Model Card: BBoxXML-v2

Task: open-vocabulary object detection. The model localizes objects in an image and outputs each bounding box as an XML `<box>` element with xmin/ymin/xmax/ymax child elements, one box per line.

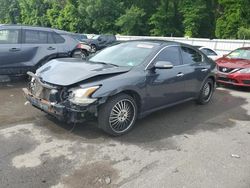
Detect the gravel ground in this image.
<box><xmin>0</xmin><ymin>78</ymin><xmax>250</xmax><ymax>188</ymax></box>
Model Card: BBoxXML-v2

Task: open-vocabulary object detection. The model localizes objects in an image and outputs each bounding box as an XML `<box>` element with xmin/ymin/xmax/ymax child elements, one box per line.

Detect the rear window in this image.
<box><xmin>0</xmin><ymin>29</ymin><xmax>19</xmax><ymax>44</ymax></box>
<box><xmin>23</xmin><ymin>30</ymin><xmax>56</xmax><ymax>44</ymax></box>
<box><xmin>24</xmin><ymin>30</ymin><xmax>48</xmax><ymax>44</ymax></box>
<box><xmin>53</xmin><ymin>33</ymin><xmax>65</xmax><ymax>43</ymax></box>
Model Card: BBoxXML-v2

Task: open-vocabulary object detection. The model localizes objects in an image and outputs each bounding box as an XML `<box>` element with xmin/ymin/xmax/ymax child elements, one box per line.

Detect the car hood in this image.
<box><xmin>216</xmin><ymin>57</ymin><xmax>250</xmax><ymax>68</ymax></box>
<box><xmin>36</xmin><ymin>58</ymin><xmax>131</xmax><ymax>86</ymax></box>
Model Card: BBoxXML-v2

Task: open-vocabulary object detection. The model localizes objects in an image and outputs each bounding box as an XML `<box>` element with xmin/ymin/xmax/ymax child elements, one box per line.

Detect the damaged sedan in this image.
<box><xmin>23</xmin><ymin>40</ymin><xmax>216</xmax><ymax>136</ymax></box>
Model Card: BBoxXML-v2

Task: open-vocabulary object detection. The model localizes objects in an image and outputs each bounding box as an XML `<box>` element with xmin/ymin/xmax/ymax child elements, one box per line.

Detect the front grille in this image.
<box><xmin>217</xmin><ymin>77</ymin><xmax>238</xmax><ymax>83</ymax></box>
<box><xmin>218</xmin><ymin>66</ymin><xmax>235</xmax><ymax>73</ymax></box>
<box><xmin>242</xmin><ymin>80</ymin><xmax>250</xmax><ymax>85</ymax></box>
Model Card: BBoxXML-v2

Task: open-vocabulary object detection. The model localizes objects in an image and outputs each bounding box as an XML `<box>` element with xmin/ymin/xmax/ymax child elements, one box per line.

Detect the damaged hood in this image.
<box><xmin>36</xmin><ymin>58</ymin><xmax>132</xmax><ymax>86</ymax></box>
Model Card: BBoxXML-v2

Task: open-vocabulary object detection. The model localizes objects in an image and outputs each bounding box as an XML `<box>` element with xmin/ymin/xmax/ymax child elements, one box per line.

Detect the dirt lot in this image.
<box><xmin>0</xmin><ymin>78</ymin><xmax>250</xmax><ymax>188</ymax></box>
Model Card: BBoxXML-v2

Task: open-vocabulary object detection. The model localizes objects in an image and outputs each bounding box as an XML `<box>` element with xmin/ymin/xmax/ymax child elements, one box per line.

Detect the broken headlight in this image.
<box><xmin>68</xmin><ymin>86</ymin><xmax>100</xmax><ymax>105</ymax></box>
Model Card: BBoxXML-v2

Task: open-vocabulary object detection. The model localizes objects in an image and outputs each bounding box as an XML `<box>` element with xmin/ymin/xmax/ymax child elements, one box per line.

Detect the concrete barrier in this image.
<box><xmin>116</xmin><ymin>35</ymin><xmax>250</xmax><ymax>55</ymax></box>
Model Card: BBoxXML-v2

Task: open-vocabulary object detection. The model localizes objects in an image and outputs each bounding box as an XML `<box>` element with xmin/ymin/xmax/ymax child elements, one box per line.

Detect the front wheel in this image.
<box><xmin>196</xmin><ymin>78</ymin><xmax>214</xmax><ymax>105</ymax></box>
<box><xmin>98</xmin><ymin>94</ymin><xmax>138</xmax><ymax>136</ymax></box>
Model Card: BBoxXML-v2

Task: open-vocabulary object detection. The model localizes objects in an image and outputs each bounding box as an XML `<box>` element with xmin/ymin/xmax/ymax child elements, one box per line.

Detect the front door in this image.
<box><xmin>145</xmin><ymin>46</ymin><xmax>187</xmax><ymax>110</ymax></box>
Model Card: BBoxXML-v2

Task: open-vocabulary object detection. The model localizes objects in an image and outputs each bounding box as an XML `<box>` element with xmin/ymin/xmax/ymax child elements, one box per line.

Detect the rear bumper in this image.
<box><xmin>23</xmin><ymin>88</ymin><xmax>97</xmax><ymax>123</ymax></box>
<box><xmin>216</xmin><ymin>72</ymin><xmax>250</xmax><ymax>87</ymax></box>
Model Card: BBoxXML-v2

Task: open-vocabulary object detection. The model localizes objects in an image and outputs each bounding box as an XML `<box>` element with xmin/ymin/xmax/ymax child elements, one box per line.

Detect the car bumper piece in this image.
<box><xmin>23</xmin><ymin>88</ymin><xmax>96</xmax><ymax>123</ymax></box>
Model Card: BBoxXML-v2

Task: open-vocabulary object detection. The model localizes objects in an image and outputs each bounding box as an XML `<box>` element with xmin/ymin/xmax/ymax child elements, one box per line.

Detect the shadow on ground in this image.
<box><xmin>1</xmin><ymin>79</ymin><xmax>249</xmax><ymax>148</ymax></box>
<box><xmin>42</xmin><ymin>88</ymin><xmax>250</xmax><ymax>147</ymax></box>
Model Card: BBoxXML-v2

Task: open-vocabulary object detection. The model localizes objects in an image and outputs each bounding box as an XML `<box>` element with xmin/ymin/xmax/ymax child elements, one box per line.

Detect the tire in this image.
<box><xmin>91</xmin><ymin>44</ymin><xmax>97</xmax><ymax>53</ymax></box>
<box><xmin>98</xmin><ymin>93</ymin><xmax>138</xmax><ymax>136</ymax></box>
<box><xmin>196</xmin><ymin>78</ymin><xmax>214</xmax><ymax>105</ymax></box>
<box><xmin>72</xmin><ymin>49</ymin><xmax>88</xmax><ymax>59</ymax></box>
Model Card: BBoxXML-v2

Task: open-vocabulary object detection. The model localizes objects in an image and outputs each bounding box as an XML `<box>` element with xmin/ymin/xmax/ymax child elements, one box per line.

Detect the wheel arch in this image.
<box><xmin>98</xmin><ymin>89</ymin><xmax>142</xmax><ymax>114</ymax></box>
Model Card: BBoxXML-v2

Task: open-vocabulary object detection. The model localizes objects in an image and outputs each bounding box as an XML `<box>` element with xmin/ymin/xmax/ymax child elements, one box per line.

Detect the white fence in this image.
<box><xmin>116</xmin><ymin>35</ymin><xmax>250</xmax><ymax>55</ymax></box>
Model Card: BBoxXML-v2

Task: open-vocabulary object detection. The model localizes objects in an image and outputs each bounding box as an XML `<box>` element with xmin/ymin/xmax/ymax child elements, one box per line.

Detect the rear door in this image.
<box><xmin>180</xmin><ymin>46</ymin><xmax>210</xmax><ymax>97</ymax></box>
<box><xmin>0</xmin><ymin>26</ymin><xmax>22</xmax><ymax>70</ymax></box>
<box><xmin>21</xmin><ymin>28</ymin><xmax>58</xmax><ymax>67</ymax></box>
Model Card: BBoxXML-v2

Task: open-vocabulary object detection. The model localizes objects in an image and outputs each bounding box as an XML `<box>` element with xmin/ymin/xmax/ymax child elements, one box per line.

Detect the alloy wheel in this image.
<box><xmin>109</xmin><ymin>99</ymin><xmax>136</xmax><ymax>133</ymax></box>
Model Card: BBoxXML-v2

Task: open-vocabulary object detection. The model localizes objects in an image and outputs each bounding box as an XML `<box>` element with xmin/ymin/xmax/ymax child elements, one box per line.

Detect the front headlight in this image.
<box><xmin>69</xmin><ymin>86</ymin><xmax>100</xmax><ymax>105</ymax></box>
<box><xmin>238</xmin><ymin>68</ymin><xmax>250</xmax><ymax>74</ymax></box>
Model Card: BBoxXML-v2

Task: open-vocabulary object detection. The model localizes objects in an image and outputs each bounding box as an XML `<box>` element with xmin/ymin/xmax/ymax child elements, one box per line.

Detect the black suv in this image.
<box><xmin>83</xmin><ymin>34</ymin><xmax>117</xmax><ymax>52</ymax></box>
<box><xmin>0</xmin><ymin>24</ymin><xmax>91</xmax><ymax>75</ymax></box>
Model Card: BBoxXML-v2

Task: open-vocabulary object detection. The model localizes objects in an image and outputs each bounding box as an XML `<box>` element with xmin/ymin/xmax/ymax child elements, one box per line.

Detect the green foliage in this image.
<box><xmin>116</xmin><ymin>5</ymin><xmax>145</xmax><ymax>35</ymax></box>
<box><xmin>180</xmin><ymin>0</ymin><xmax>215</xmax><ymax>38</ymax></box>
<box><xmin>0</xmin><ymin>0</ymin><xmax>250</xmax><ymax>39</ymax></box>
<box><xmin>19</xmin><ymin>0</ymin><xmax>50</xmax><ymax>26</ymax></box>
<box><xmin>0</xmin><ymin>0</ymin><xmax>20</xmax><ymax>24</ymax></box>
<box><xmin>149</xmin><ymin>0</ymin><xmax>183</xmax><ymax>36</ymax></box>
<box><xmin>237</xmin><ymin>27</ymin><xmax>250</xmax><ymax>39</ymax></box>
<box><xmin>215</xmin><ymin>0</ymin><xmax>250</xmax><ymax>39</ymax></box>
<box><xmin>84</xmin><ymin>0</ymin><xmax>123</xmax><ymax>34</ymax></box>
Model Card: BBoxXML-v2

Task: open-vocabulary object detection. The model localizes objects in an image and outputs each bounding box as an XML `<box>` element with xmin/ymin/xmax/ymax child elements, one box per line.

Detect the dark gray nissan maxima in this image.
<box><xmin>23</xmin><ymin>40</ymin><xmax>216</xmax><ymax>136</ymax></box>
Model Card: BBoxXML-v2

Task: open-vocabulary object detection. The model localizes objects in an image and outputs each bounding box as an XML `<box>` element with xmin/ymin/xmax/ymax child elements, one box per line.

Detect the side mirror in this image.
<box><xmin>154</xmin><ymin>61</ymin><xmax>174</xmax><ymax>69</ymax></box>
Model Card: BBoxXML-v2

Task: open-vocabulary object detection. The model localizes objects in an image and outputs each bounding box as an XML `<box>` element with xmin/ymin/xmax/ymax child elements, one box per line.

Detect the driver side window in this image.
<box><xmin>154</xmin><ymin>46</ymin><xmax>181</xmax><ymax>66</ymax></box>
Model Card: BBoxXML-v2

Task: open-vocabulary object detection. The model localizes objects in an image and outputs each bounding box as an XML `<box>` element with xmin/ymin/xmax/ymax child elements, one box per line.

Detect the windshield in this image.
<box><xmin>89</xmin><ymin>42</ymin><xmax>159</xmax><ymax>67</ymax></box>
<box><xmin>227</xmin><ymin>49</ymin><xmax>250</xmax><ymax>60</ymax></box>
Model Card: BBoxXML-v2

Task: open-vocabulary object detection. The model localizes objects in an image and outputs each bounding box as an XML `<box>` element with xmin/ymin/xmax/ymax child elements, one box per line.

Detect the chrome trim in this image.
<box><xmin>145</xmin><ymin>45</ymin><xmax>180</xmax><ymax>70</ymax></box>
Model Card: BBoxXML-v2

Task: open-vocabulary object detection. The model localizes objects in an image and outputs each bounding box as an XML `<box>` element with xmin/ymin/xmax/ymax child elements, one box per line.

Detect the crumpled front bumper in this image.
<box><xmin>23</xmin><ymin>88</ymin><xmax>97</xmax><ymax>123</ymax></box>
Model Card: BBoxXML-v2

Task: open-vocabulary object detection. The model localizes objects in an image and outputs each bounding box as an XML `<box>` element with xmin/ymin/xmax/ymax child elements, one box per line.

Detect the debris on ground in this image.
<box><xmin>184</xmin><ymin>135</ymin><xmax>189</xmax><ymax>138</ymax></box>
<box><xmin>24</xmin><ymin>101</ymin><xmax>30</xmax><ymax>106</ymax></box>
<box><xmin>231</xmin><ymin>154</ymin><xmax>240</xmax><ymax>159</ymax></box>
<box><xmin>105</xmin><ymin>176</ymin><xmax>111</xmax><ymax>184</ymax></box>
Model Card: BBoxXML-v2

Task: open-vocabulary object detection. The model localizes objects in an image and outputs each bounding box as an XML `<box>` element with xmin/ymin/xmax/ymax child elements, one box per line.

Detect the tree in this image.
<box><xmin>18</xmin><ymin>0</ymin><xmax>50</xmax><ymax>26</ymax></box>
<box><xmin>116</xmin><ymin>5</ymin><xmax>146</xmax><ymax>35</ymax></box>
<box><xmin>83</xmin><ymin>0</ymin><xmax>123</xmax><ymax>34</ymax></box>
<box><xmin>180</xmin><ymin>0</ymin><xmax>215</xmax><ymax>38</ymax></box>
<box><xmin>149</xmin><ymin>0</ymin><xmax>183</xmax><ymax>37</ymax></box>
<box><xmin>215</xmin><ymin>0</ymin><xmax>250</xmax><ymax>39</ymax></box>
<box><xmin>0</xmin><ymin>0</ymin><xmax>21</xmax><ymax>24</ymax></box>
<box><xmin>237</xmin><ymin>27</ymin><xmax>250</xmax><ymax>39</ymax></box>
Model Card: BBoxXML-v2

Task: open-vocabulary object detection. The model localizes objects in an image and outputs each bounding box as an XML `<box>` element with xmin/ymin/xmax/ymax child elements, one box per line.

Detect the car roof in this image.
<box><xmin>124</xmin><ymin>39</ymin><xmax>192</xmax><ymax>47</ymax></box>
<box><xmin>0</xmin><ymin>24</ymin><xmax>69</xmax><ymax>34</ymax></box>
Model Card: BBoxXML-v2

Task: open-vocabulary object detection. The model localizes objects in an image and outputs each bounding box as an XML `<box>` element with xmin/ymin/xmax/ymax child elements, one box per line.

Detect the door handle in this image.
<box><xmin>9</xmin><ymin>48</ymin><xmax>21</xmax><ymax>52</ymax></box>
<box><xmin>176</xmin><ymin>72</ymin><xmax>184</xmax><ymax>77</ymax></box>
<box><xmin>201</xmin><ymin>68</ymin><xmax>208</xmax><ymax>72</ymax></box>
<box><xmin>47</xmin><ymin>46</ymin><xmax>55</xmax><ymax>50</ymax></box>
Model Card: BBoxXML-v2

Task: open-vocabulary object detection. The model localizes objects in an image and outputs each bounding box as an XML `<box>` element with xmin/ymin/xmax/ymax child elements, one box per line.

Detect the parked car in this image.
<box><xmin>82</xmin><ymin>34</ymin><xmax>117</xmax><ymax>52</ymax></box>
<box><xmin>23</xmin><ymin>40</ymin><xmax>216</xmax><ymax>136</ymax></box>
<box><xmin>69</xmin><ymin>33</ymin><xmax>88</xmax><ymax>42</ymax></box>
<box><xmin>195</xmin><ymin>46</ymin><xmax>221</xmax><ymax>60</ymax></box>
<box><xmin>0</xmin><ymin>24</ymin><xmax>91</xmax><ymax>75</ymax></box>
<box><xmin>216</xmin><ymin>47</ymin><xmax>250</xmax><ymax>87</ymax></box>
<box><xmin>67</xmin><ymin>33</ymin><xmax>92</xmax><ymax>59</ymax></box>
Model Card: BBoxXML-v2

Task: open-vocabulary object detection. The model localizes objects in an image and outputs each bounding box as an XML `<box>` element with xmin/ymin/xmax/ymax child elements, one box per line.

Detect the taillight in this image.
<box><xmin>76</xmin><ymin>43</ymin><xmax>85</xmax><ymax>49</ymax></box>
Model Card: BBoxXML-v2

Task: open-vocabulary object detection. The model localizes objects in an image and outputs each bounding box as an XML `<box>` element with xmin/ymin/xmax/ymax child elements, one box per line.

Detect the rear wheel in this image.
<box><xmin>72</xmin><ymin>49</ymin><xmax>88</xmax><ymax>59</ymax></box>
<box><xmin>91</xmin><ymin>44</ymin><xmax>97</xmax><ymax>53</ymax></box>
<box><xmin>196</xmin><ymin>78</ymin><xmax>214</xmax><ymax>105</ymax></box>
<box><xmin>98</xmin><ymin>94</ymin><xmax>138</xmax><ymax>136</ymax></box>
